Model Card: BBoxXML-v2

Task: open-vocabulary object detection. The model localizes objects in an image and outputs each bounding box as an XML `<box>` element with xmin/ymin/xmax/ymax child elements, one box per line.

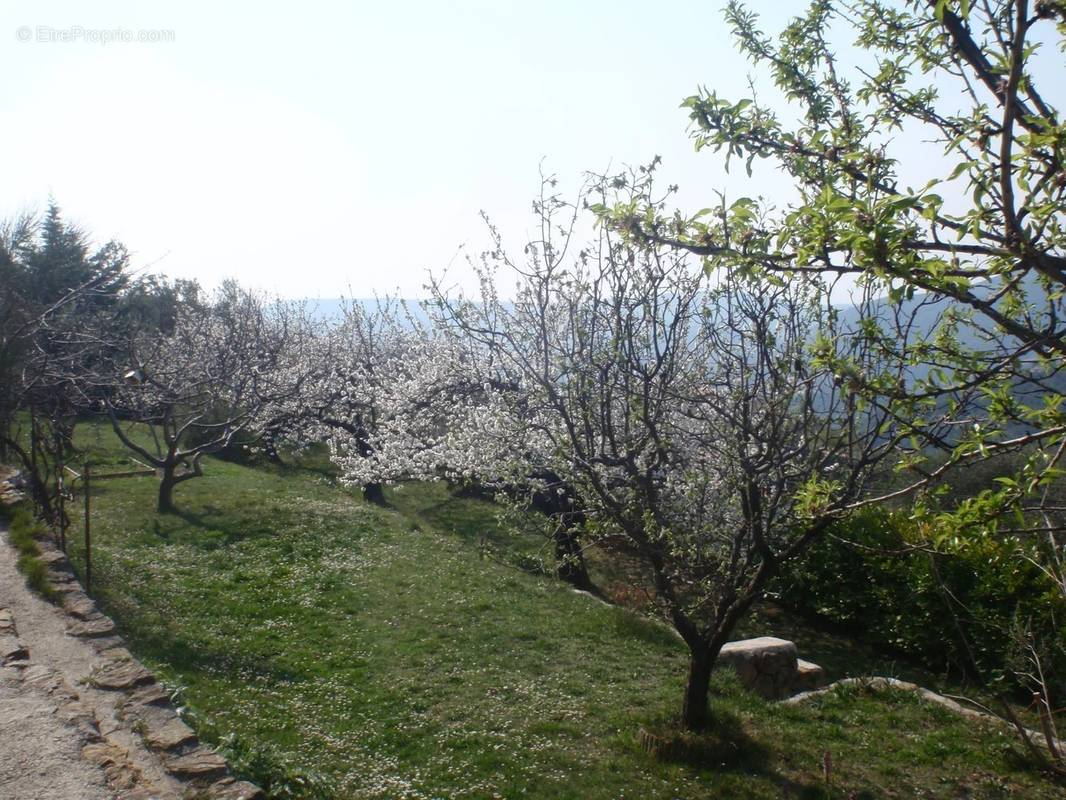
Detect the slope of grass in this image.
<box><xmin>65</xmin><ymin>420</ymin><xmax>1064</xmax><ymax>799</ymax></box>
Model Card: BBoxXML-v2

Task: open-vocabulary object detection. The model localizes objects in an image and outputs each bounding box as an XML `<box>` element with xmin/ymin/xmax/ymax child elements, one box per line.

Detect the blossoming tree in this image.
<box><xmin>102</xmin><ymin>283</ymin><xmax>311</xmax><ymax>512</ymax></box>
<box><xmin>333</xmin><ymin>179</ymin><xmax>965</xmax><ymax>729</ymax></box>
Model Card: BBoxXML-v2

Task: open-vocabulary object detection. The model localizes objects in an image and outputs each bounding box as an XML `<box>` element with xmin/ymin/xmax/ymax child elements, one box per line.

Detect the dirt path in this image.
<box><xmin>0</xmin><ymin>525</ymin><xmax>260</xmax><ymax>800</ymax></box>
<box><xmin>0</xmin><ymin>659</ymin><xmax>114</xmax><ymax>799</ymax></box>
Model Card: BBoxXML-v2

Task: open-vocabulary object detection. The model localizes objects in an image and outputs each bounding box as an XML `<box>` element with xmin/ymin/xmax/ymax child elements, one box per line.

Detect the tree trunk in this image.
<box><xmin>362</xmin><ymin>482</ymin><xmax>386</xmax><ymax>506</ymax></box>
<box><xmin>158</xmin><ymin>466</ymin><xmax>178</xmax><ymax>514</ymax></box>
<box><xmin>681</xmin><ymin>648</ymin><xmax>714</xmax><ymax>731</ymax></box>
<box><xmin>554</xmin><ymin>522</ymin><xmax>596</xmax><ymax>593</ymax></box>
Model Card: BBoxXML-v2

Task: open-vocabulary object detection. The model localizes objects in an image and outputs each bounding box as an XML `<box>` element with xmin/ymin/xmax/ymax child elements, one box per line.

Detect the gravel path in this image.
<box><xmin>0</xmin><ymin>662</ymin><xmax>115</xmax><ymax>800</ymax></box>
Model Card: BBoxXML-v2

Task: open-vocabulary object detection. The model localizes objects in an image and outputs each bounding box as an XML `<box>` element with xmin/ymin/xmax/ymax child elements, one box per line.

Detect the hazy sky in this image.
<box><xmin>2</xmin><ymin>1</ymin><xmax>1060</xmax><ymax>298</ymax></box>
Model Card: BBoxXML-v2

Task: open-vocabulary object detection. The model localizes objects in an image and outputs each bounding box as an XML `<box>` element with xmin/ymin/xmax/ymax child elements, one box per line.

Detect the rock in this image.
<box><xmin>0</xmin><ymin>634</ymin><xmax>28</xmax><ymax>663</ymax></box>
<box><xmin>795</xmin><ymin>659</ymin><xmax>826</xmax><ymax>692</ymax></box>
<box><xmin>82</xmin><ymin>741</ymin><xmax>127</xmax><ymax>768</ymax></box>
<box><xmin>46</xmin><ymin>568</ymin><xmax>78</xmax><ymax>586</ymax></box>
<box><xmin>38</xmin><ymin>547</ymin><xmax>68</xmax><ymax>566</ymax></box>
<box><xmin>720</xmin><ymin>636</ymin><xmax>798</xmax><ymax>667</ymax></box>
<box><xmin>20</xmin><ymin>664</ymin><xmax>57</xmax><ymax>690</ymax></box>
<box><xmin>61</xmin><ymin>710</ymin><xmax>102</xmax><ymax>745</ymax></box>
<box><xmin>719</xmin><ymin>637</ymin><xmax>799</xmax><ymax>698</ymax></box>
<box><xmin>99</xmin><ymin>646</ymin><xmax>133</xmax><ymax>662</ymax></box>
<box><xmin>731</xmin><ymin>658</ymin><xmax>758</xmax><ymax>687</ymax></box>
<box><xmin>91</xmin><ymin>661</ymin><xmax>154</xmax><ymax>690</ymax></box>
<box><xmin>89</xmin><ymin>635</ymin><xmax>125</xmax><ymax>653</ymax></box>
<box><xmin>164</xmin><ymin>747</ymin><xmax>228</xmax><ymax>781</ymax></box>
<box><xmin>125</xmin><ymin>683</ymin><xmax>171</xmax><ymax>708</ymax></box>
<box><xmin>0</xmin><ymin>607</ymin><xmax>14</xmax><ymax>632</ymax></box>
<box><xmin>97</xmin><ymin>706</ymin><xmax>133</xmax><ymax>738</ymax></box>
<box><xmin>82</xmin><ymin>741</ymin><xmax>143</xmax><ymax>791</ymax></box>
<box><xmin>206</xmin><ymin>779</ymin><xmax>264</xmax><ymax>800</ymax></box>
<box><xmin>141</xmin><ymin>709</ymin><xmax>198</xmax><ymax>752</ymax></box>
<box><xmin>67</xmin><ymin>615</ymin><xmax>117</xmax><ymax>638</ymax></box>
<box><xmin>63</xmin><ymin>592</ymin><xmax>98</xmax><ymax>620</ymax></box>
<box><xmin>752</xmin><ymin>672</ymin><xmax>779</xmax><ymax>699</ymax></box>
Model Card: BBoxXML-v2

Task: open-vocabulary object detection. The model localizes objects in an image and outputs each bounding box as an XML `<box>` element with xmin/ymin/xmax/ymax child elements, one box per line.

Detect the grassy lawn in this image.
<box><xmin>59</xmin><ymin>420</ymin><xmax>1063</xmax><ymax>799</ymax></box>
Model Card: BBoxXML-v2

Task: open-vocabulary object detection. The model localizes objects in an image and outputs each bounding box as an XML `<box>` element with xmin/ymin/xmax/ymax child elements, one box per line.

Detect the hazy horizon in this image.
<box><xmin>4</xmin><ymin>1</ymin><xmax>1063</xmax><ymax>299</ymax></box>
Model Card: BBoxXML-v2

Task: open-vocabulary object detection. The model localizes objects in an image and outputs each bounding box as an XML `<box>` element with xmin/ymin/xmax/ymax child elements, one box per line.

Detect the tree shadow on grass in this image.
<box><xmin>145</xmin><ymin>506</ymin><xmax>282</xmax><ymax>550</ymax></box>
<box><xmin>397</xmin><ymin>493</ymin><xmax>508</xmax><ymax>546</ymax></box>
<box><xmin>641</xmin><ymin>709</ymin><xmax>846</xmax><ymax>799</ymax></box>
<box><xmin>642</xmin><ymin>707</ymin><xmax>770</xmax><ymax>773</ymax></box>
<box><xmin>130</xmin><ymin>624</ymin><xmax>305</xmax><ymax>685</ymax></box>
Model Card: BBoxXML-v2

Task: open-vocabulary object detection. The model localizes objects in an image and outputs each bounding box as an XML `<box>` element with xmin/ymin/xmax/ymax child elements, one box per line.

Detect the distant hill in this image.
<box><xmin>297</xmin><ymin>298</ymin><xmax>434</xmax><ymax>326</ymax></box>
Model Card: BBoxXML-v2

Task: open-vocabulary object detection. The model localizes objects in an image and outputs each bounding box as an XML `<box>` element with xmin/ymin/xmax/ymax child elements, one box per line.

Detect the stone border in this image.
<box><xmin>2</xmin><ymin>603</ymin><xmax>157</xmax><ymax>798</ymax></box>
<box><xmin>782</xmin><ymin>676</ymin><xmax>1064</xmax><ymax>755</ymax></box>
<box><xmin>9</xmin><ymin>529</ymin><xmax>263</xmax><ymax>800</ymax></box>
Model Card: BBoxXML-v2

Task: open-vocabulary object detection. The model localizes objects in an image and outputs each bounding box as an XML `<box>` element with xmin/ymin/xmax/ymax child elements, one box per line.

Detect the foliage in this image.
<box><xmin>595</xmin><ymin>0</ymin><xmax>1065</xmax><ymax>759</ymax></box>
<box><xmin>214</xmin><ymin>733</ymin><xmax>331</xmax><ymax>800</ymax></box>
<box><xmin>0</xmin><ymin>203</ymin><xmax>131</xmax><ymax>525</ymax></box>
<box><xmin>777</xmin><ymin>507</ymin><xmax>1065</xmax><ymax>698</ymax></box>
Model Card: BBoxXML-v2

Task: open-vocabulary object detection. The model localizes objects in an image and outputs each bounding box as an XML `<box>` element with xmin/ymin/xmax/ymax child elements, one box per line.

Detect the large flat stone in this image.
<box><xmin>719</xmin><ymin>636</ymin><xmax>798</xmax><ymax>664</ymax></box>
<box><xmin>718</xmin><ymin>637</ymin><xmax>801</xmax><ymax>698</ymax></box>
<box><xmin>207</xmin><ymin>779</ymin><xmax>264</xmax><ymax>799</ymax></box>
<box><xmin>0</xmin><ymin>634</ymin><xmax>28</xmax><ymax>663</ymax></box>
<box><xmin>91</xmin><ymin>661</ymin><xmax>154</xmax><ymax>690</ymax></box>
<box><xmin>63</xmin><ymin>592</ymin><xmax>98</xmax><ymax>620</ymax></box>
<box><xmin>125</xmin><ymin>683</ymin><xmax>171</xmax><ymax>708</ymax></box>
<box><xmin>67</xmin><ymin>615</ymin><xmax>117</xmax><ymax>638</ymax></box>
<box><xmin>752</xmin><ymin>672</ymin><xmax>781</xmax><ymax>699</ymax></box>
<box><xmin>720</xmin><ymin>637</ymin><xmax>798</xmax><ymax>675</ymax></box>
<box><xmin>139</xmin><ymin>707</ymin><xmax>198</xmax><ymax>752</ymax></box>
<box><xmin>164</xmin><ymin>747</ymin><xmax>228</xmax><ymax>781</ymax></box>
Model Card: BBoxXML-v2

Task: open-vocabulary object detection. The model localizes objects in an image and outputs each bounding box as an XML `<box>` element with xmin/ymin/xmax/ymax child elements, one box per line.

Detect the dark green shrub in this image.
<box><xmin>776</xmin><ymin>507</ymin><xmax>1065</xmax><ymax>698</ymax></box>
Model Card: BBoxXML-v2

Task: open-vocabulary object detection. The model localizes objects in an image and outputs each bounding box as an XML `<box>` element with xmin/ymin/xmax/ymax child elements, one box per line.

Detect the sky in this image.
<box><xmin>1</xmin><ymin>1</ymin><xmax>1062</xmax><ymax>299</ymax></box>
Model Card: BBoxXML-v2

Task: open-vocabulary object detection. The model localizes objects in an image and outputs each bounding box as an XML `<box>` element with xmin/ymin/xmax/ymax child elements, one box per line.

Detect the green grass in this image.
<box><xmin>3</xmin><ymin>501</ymin><xmax>60</xmax><ymax>601</ymax></box>
<box><xmin>62</xmin><ymin>419</ymin><xmax>1065</xmax><ymax>799</ymax></box>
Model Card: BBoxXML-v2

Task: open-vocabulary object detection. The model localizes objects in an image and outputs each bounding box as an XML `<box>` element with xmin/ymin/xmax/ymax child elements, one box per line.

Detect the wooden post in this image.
<box><xmin>56</xmin><ymin>429</ymin><xmax>66</xmax><ymax>552</ymax></box>
<box><xmin>29</xmin><ymin>418</ymin><xmax>39</xmax><ymax>508</ymax></box>
<box><xmin>83</xmin><ymin>462</ymin><xmax>91</xmax><ymax>596</ymax></box>
<box><xmin>58</xmin><ymin>476</ymin><xmax>66</xmax><ymax>552</ymax></box>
